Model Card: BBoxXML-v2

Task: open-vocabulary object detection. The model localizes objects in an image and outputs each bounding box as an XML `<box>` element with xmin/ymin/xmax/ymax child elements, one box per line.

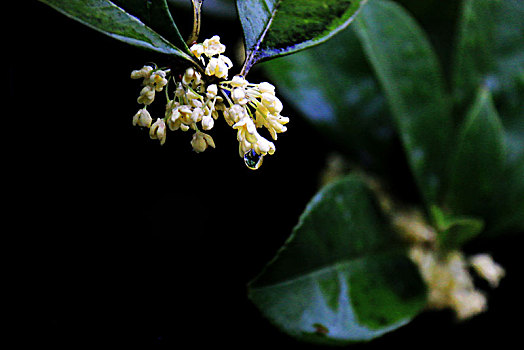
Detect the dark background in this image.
<box><xmin>9</xmin><ymin>1</ymin><xmax>522</xmax><ymax>347</ymax></box>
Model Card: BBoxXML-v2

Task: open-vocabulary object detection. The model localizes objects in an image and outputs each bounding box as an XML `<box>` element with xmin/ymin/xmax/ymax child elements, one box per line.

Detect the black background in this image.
<box><xmin>9</xmin><ymin>1</ymin><xmax>522</xmax><ymax>347</ymax></box>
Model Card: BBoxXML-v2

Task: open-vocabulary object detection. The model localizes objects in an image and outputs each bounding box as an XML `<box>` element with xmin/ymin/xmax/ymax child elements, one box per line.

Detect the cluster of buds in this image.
<box><xmin>130</xmin><ymin>36</ymin><xmax>289</xmax><ymax>169</ymax></box>
<box><xmin>219</xmin><ymin>75</ymin><xmax>289</xmax><ymax>168</ymax></box>
<box><xmin>131</xmin><ymin>64</ymin><xmax>170</xmax><ymax>144</ymax></box>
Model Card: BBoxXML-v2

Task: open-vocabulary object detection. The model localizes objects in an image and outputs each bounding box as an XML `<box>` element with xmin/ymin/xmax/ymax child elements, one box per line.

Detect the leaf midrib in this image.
<box><xmin>250</xmin><ymin>247</ymin><xmax>405</xmax><ymax>291</ymax></box>
<box><xmin>241</xmin><ymin>0</ymin><xmax>281</xmax><ymax>75</ymax></box>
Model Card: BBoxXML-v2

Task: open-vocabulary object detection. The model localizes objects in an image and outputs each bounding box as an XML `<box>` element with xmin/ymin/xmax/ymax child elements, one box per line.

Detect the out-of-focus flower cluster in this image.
<box><xmin>394</xmin><ymin>210</ymin><xmax>506</xmax><ymax>320</ymax></box>
<box><xmin>130</xmin><ymin>36</ymin><xmax>288</xmax><ymax>169</ymax></box>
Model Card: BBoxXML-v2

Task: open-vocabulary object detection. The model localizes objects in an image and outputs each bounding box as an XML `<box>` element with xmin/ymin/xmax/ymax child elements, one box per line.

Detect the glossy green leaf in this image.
<box><xmin>260</xmin><ymin>24</ymin><xmax>394</xmax><ymax>171</ymax></box>
<box><xmin>39</xmin><ymin>0</ymin><xmax>195</xmax><ymax>62</ymax></box>
<box><xmin>447</xmin><ymin>88</ymin><xmax>506</xmax><ymax>216</ymax></box>
<box><xmin>236</xmin><ymin>0</ymin><xmax>368</xmax><ymax>74</ymax></box>
<box><xmin>431</xmin><ymin>206</ymin><xmax>484</xmax><ymax>250</ymax></box>
<box><xmin>353</xmin><ymin>0</ymin><xmax>453</xmax><ymax>206</ymax></box>
<box><xmin>249</xmin><ymin>176</ymin><xmax>426</xmax><ymax>344</ymax></box>
<box><xmin>453</xmin><ymin>0</ymin><xmax>524</xmax><ymax>160</ymax></box>
<box><xmin>112</xmin><ymin>0</ymin><xmax>190</xmax><ymax>54</ymax></box>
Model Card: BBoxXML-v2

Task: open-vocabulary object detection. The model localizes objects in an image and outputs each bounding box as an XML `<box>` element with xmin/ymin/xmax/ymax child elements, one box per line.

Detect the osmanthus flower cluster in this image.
<box><xmin>367</xmin><ymin>178</ymin><xmax>507</xmax><ymax>321</ymax></box>
<box><xmin>130</xmin><ymin>35</ymin><xmax>289</xmax><ymax>169</ymax></box>
<box><xmin>392</xmin><ymin>209</ymin><xmax>506</xmax><ymax>320</ymax></box>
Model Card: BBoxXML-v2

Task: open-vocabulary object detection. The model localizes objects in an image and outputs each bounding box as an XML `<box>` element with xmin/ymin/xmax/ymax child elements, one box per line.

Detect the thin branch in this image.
<box><xmin>187</xmin><ymin>0</ymin><xmax>203</xmax><ymax>44</ymax></box>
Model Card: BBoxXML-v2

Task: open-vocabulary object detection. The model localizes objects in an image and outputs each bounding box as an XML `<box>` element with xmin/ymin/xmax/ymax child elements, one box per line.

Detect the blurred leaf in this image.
<box><xmin>353</xmin><ymin>0</ymin><xmax>453</xmax><ymax>206</ymax></box>
<box><xmin>431</xmin><ymin>206</ymin><xmax>484</xmax><ymax>250</ymax></box>
<box><xmin>260</xmin><ymin>25</ymin><xmax>394</xmax><ymax>171</ymax></box>
<box><xmin>39</xmin><ymin>0</ymin><xmax>195</xmax><ymax>63</ymax></box>
<box><xmin>453</xmin><ymin>0</ymin><xmax>524</xmax><ymax>160</ymax></box>
<box><xmin>168</xmin><ymin>0</ymin><xmax>237</xmax><ymax>19</ymax></box>
<box><xmin>236</xmin><ymin>0</ymin><xmax>367</xmax><ymax>74</ymax></box>
<box><xmin>447</xmin><ymin>88</ymin><xmax>506</xmax><ymax>216</ymax></box>
<box><xmin>249</xmin><ymin>176</ymin><xmax>426</xmax><ymax>344</ymax></box>
<box><xmin>112</xmin><ymin>0</ymin><xmax>190</xmax><ymax>54</ymax></box>
<box><xmin>485</xmin><ymin>153</ymin><xmax>524</xmax><ymax>235</ymax></box>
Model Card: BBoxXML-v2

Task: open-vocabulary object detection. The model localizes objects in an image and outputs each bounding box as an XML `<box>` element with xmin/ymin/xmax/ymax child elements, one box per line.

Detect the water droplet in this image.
<box><xmin>244</xmin><ymin>149</ymin><xmax>264</xmax><ymax>170</ymax></box>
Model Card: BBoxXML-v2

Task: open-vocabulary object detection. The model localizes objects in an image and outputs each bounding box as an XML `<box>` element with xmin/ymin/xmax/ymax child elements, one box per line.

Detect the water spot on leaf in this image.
<box><xmin>313</xmin><ymin>323</ymin><xmax>329</xmax><ymax>335</ymax></box>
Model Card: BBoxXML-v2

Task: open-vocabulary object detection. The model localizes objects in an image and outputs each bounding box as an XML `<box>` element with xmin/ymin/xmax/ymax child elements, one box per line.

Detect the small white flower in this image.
<box><xmin>451</xmin><ymin>289</ymin><xmax>487</xmax><ymax>320</ymax></box>
<box><xmin>232</xmin><ymin>87</ymin><xmax>247</xmax><ymax>105</ymax></box>
<box><xmin>203</xmin><ymin>35</ymin><xmax>226</xmax><ymax>57</ymax></box>
<box><xmin>191</xmin><ymin>107</ymin><xmax>204</xmax><ymax>123</ymax></box>
<box><xmin>167</xmin><ymin>107</ymin><xmax>182</xmax><ymax>131</ymax></box>
<box><xmin>182</xmin><ymin>67</ymin><xmax>195</xmax><ymax>85</ymax></box>
<box><xmin>205</xmin><ymin>55</ymin><xmax>233</xmax><ymax>79</ymax></box>
<box><xmin>131</xmin><ymin>65</ymin><xmax>153</xmax><ymax>80</ymax></box>
<box><xmin>227</xmin><ymin>104</ymin><xmax>247</xmax><ymax>124</ymax></box>
<box><xmin>191</xmin><ymin>131</ymin><xmax>215</xmax><ymax>153</ymax></box>
<box><xmin>190</xmin><ymin>43</ymin><xmax>204</xmax><ymax>58</ymax></box>
<box><xmin>149</xmin><ymin>118</ymin><xmax>167</xmax><ymax>145</ymax></box>
<box><xmin>256</xmin><ymin>107</ymin><xmax>289</xmax><ymax>140</ymax></box>
<box><xmin>190</xmin><ymin>98</ymin><xmax>203</xmax><ymax>109</ymax></box>
<box><xmin>231</xmin><ymin>75</ymin><xmax>248</xmax><ymax>88</ymax></box>
<box><xmin>206</xmin><ymin>84</ymin><xmax>218</xmax><ymax>99</ymax></box>
<box><xmin>261</xmin><ymin>92</ymin><xmax>283</xmax><ymax>114</ymax></box>
<box><xmin>137</xmin><ymin>85</ymin><xmax>155</xmax><ymax>105</ymax></box>
<box><xmin>202</xmin><ymin>114</ymin><xmax>214</xmax><ymax>130</ymax></box>
<box><xmin>233</xmin><ymin>116</ymin><xmax>258</xmax><ymax>144</ymax></box>
<box><xmin>150</xmin><ymin>70</ymin><xmax>168</xmax><ymax>91</ymax></box>
<box><xmin>258</xmin><ymin>82</ymin><xmax>275</xmax><ymax>94</ymax></box>
<box><xmin>469</xmin><ymin>254</ymin><xmax>505</xmax><ymax>288</ymax></box>
<box><xmin>132</xmin><ymin>108</ymin><xmax>152</xmax><ymax>128</ymax></box>
<box><xmin>253</xmin><ymin>135</ymin><xmax>275</xmax><ymax>156</ymax></box>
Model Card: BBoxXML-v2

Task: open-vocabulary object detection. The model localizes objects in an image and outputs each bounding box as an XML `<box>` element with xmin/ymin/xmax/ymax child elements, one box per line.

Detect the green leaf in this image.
<box><xmin>39</xmin><ymin>0</ymin><xmax>195</xmax><ymax>62</ymax></box>
<box><xmin>453</xmin><ymin>0</ymin><xmax>524</xmax><ymax>160</ymax></box>
<box><xmin>485</xmin><ymin>153</ymin><xmax>524</xmax><ymax>235</ymax></box>
<box><xmin>353</xmin><ymin>0</ymin><xmax>453</xmax><ymax>206</ymax></box>
<box><xmin>249</xmin><ymin>176</ymin><xmax>426</xmax><ymax>344</ymax></box>
<box><xmin>260</xmin><ymin>25</ymin><xmax>394</xmax><ymax>171</ymax></box>
<box><xmin>447</xmin><ymin>88</ymin><xmax>506</xmax><ymax>216</ymax></box>
<box><xmin>112</xmin><ymin>0</ymin><xmax>190</xmax><ymax>54</ymax></box>
<box><xmin>236</xmin><ymin>0</ymin><xmax>368</xmax><ymax>74</ymax></box>
<box><xmin>431</xmin><ymin>206</ymin><xmax>484</xmax><ymax>250</ymax></box>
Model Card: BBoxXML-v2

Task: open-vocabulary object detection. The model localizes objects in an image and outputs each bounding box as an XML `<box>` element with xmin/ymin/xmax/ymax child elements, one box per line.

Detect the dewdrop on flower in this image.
<box><xmin>129</xmin><ymin>35</ymin><xmax>289</xmax><ymax>169</ymax></box>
